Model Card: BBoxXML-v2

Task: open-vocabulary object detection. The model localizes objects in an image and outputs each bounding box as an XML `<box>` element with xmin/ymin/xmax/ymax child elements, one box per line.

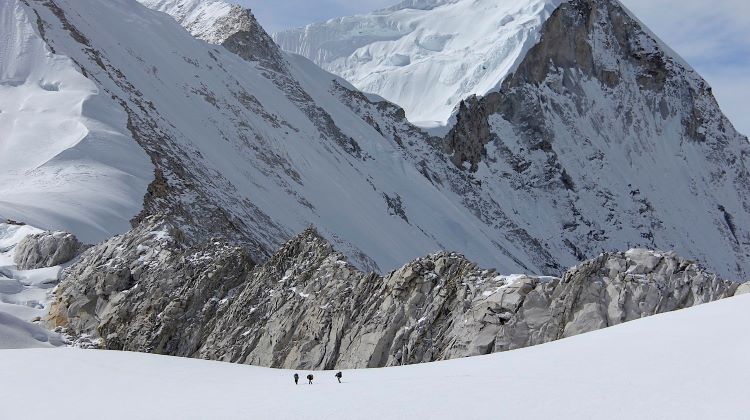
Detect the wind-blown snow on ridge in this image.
<box><xmin>4</xmin><ymin>294</ymin><xmax>750</xmax><ymax>419</ymax></box>
<box><xmin>273</xmin><ymin>0</ymin><xmax>563</xmax><ymax>127</ymax></box>
<box><xmin>0</xmin><ymin>0</ymin><xmax>154</xmax><ymax>243</ymax></box>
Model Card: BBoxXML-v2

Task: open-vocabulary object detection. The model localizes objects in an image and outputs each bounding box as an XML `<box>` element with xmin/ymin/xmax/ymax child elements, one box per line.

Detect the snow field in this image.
<box><xmin>1</xmin><ymin>294</ymin><xmax>748</xmax><ymax>419</ymax></box>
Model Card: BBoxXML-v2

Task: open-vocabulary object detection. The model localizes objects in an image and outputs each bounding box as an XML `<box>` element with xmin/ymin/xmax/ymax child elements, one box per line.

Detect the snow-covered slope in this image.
<box><xmin>4</xmin><ymin>294</ymin><xmax>749</xmax><ymax>419</ymax></box>
<box><xmin>273</xmin><ymin>0</ymin><xmax>562</xmax><ymax>126</ymax></box>
<box><xmin>0</xmin><ymin>312</ymin><xmax>64</xmax><ymax>349</ymax></box>
<box><xmin>0</xmin><ymin>0</ymin><xmax>154</xmax><ymax>243</ymax></box>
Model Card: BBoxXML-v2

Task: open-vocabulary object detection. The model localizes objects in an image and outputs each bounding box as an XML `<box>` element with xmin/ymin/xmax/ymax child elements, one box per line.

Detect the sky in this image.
<box><xmin>242</xmin><ymin>0</ymin><xmax>748</xmax><ymax>136</ymax></box>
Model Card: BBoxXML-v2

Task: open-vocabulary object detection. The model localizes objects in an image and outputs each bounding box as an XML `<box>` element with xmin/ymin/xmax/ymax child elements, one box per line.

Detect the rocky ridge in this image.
<box><xmin>48</xmin><ymin>221</ymin><xmax>741</xmax><ymax>369</ymax></box>
<box><xmin>139</xmin><ymin>0</ymin><xmax>286</xmax><ymax>72</ymax></box>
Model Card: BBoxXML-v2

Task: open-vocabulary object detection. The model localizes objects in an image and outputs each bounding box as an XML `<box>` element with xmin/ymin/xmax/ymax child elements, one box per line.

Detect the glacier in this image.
<box><xmin>273</xmin><ymin>0</ymin><xmax>563</xmax><ymax>127</ymax></box>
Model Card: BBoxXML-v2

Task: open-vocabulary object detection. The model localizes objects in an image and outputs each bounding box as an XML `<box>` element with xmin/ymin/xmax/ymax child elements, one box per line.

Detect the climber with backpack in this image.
<box><xmin>307</xmin><ymin>374</ymin><xmax>314</xmax><ymax>384</ymax></box>
<box><xmin>335</xmin><ymin>371</ymin><xmax>342</xmax><ymax>383</ymax></box>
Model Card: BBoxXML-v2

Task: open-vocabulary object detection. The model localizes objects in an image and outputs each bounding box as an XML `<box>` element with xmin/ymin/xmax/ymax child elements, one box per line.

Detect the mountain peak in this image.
<box><xmin>138</xmin><ymin>0</ymin><xmax>239</xmax><ymax>44</ymax></box>
<box><xmin>445</xmin><ymin>0</ymin><xmax>750</xmax><ymax>279</ymax></box>
<box><xmin>138</xmin><ymin>0</ymin><xmax>286</xmax><ymax>71</ymax></box>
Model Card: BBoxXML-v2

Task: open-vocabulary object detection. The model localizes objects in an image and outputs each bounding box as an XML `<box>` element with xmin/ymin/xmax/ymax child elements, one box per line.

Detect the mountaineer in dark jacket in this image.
<box><xmin>294</xmin><ymin>373</ymin><xmax>299</xmax><ymax>385</ymax></box>
<box><xmin>335</xmin><ymin>371</ymin><xmax>342</xmax><ymax>383</ymax></box>
<box><xmin>307</xmin><ymin>374</ymin><xmax>314</xmax><ymax>384</ymax></box>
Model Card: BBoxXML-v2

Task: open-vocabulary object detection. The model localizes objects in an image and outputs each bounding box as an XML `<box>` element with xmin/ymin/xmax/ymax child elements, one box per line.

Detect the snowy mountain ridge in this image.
<box><xmin>1</xmin><ymin>0</ymin><xmax>749</xmax><ymax>281</ymax></box>
<box><xmin>443</xmin><ymin>0</ymin><xmax>750</xmax><ymax>280</ymax></box>
<box><xmin>2</xmin><ymin>0</ymin><xmax>565</xmax><ymax>274</ymax></box>
<box><xmin>378</xmin><ymin>0</ymin><xmax>462</xmax><ymax>12</ymax></box>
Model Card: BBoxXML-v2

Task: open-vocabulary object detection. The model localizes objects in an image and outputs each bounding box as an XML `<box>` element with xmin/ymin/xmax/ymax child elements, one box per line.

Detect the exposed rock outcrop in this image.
<box><xmin>48</xmin><ymin>224</ymin><xmax>742</xmax><ymax>369</ymax></box>
<box><xmin>46</xmin><ymin>217</ymin><xmax>255</xmax><ymax>355</ymax></box>
<box><xmin>13</xmin><ymin>231</ymin><xmax>82</xmax><ymax>270</ymax></box>
<box><xmin>139</xmin><ymin>0</ymin><xmax>287</xmax><ymax>73</ymax></box>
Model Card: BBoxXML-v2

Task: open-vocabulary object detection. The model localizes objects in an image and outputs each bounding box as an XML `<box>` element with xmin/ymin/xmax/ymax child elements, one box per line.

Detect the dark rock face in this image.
<box><xmin>48</xmin><ymin>223</ymin><xmax>741</xmax><ymax>369</ymax></box>
<box><xmin>444</xmin><ymin>96</ymin><xmax>492</xmax><ymax>171</ymax></box>
<box><xmin>447</xmin><ymin>0</ymin><xmax>750</xmax><ymax>167</ymax></box>
<box><xmin>14</xmin><ymin>231</ymin><xmax>82</xmax><ymax>270</ymax></box>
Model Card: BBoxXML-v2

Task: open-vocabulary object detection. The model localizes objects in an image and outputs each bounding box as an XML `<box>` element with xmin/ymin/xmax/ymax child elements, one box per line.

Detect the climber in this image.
<box><xmin>307</xmin><ymin>374</ymin><xmax>314</xmax><ymax>384</ymax></box>
<box><xmin>293</xmin><ymin>373</ymin><xmax>299</xmax><ymax>385</ymax></box>
<box><xmin>335</xmin><ymin>371</ymin><xmax>342</xmax><ymax>383</ymax></box>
